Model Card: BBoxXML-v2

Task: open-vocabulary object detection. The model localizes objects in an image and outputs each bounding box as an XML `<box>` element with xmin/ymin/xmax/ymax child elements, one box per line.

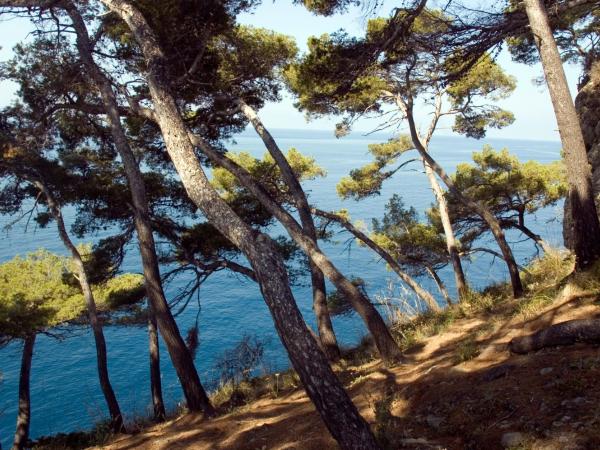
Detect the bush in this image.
<box><xmin>215</xmin><ymin>334</ymin><xmax>265</xmax><ymax>384</ymax></box>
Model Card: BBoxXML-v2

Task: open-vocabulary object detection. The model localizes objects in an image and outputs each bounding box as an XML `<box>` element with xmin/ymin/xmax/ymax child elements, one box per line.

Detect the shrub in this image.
<box><xmin>215</xmin><ymin>334</ymin><xmax>265</xmax><ymax>384</ymax></box>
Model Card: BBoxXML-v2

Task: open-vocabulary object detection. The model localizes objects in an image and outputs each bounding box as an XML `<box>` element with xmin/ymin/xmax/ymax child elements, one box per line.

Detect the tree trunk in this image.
<box><xmin>189</xmin><ymin>133</ymin><xmax>403</xmax><ymax>363</ymax></box>
<box><xmin>237</xmin><ymin>99</ymin><xmax>340</xmax><ymax>362</ymax></box>
<box><xmin>12</xmin><ymin>333</ymin><xmax>35</xmax><ymax>450</ymax></box>
<box><xmin>509</xmin><ymin>319</ymin><xmax>600</xmax><ymax>353</ymax></box>
<box><xmin>404</xmin><ymin>104</ymin><xmax>524</xmax><ymax>298</ymax></box>
<box><xmin>148</xmin><ymin>309</ymin><xmax>166</xmax><ymax>422</ymax></box>
<box><xmin>65</xmin><ymin>3</ymin><xmax>214</xmax><ymax>415</ymax></box>
<box><xmin>523</xmin><ymin>0</ymin><xmax>600</xmax><ymax>269</ymax></box>
<box><xmin>34</xmin><ymin>180</ymin><xmax>125</xmax><ymax>433</ymax></box>
<box><xmin>422</xmin><ymin>159</ymin><xmax>469</xmax><ymax>300</ymax></box>
<box><xmin>503</xmin><ymin>220</ymin><xmax>553</xmax><ymax>254</ymax></box>
<box><xmin>425</xmin><ymin>265</ymin><xmax>452</xmax><ymax>306</ymax></box>
<box><xmin>96</xmin><ymin>3</ymin><xmax>381</xmax><ymax>447</ymax></box>
<box><xmin>313</xmin><ymin>208</ymin><xmax>440</xmax><ymax>312</ymax></box>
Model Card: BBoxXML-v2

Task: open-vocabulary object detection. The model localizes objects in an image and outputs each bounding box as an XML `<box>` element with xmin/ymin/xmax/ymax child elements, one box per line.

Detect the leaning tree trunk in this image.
<box><xmin>313</xmin><ymin>208</ymin><xmax>440</xmax><ymax>312</ymax></box>
<box><xmin>148</xmin><ymin>309</ymin><xmax>166</xmax><ymax>421</ymax></box>
<box><xmin>35</xmin><ymin>181</ymin><xmax>125</xmax><ymax>433</ymax></box>
<box><xmin>65</xmin><ymin>3</ymin><xmax>214</xmax><ymax>415</ymax></box>
<box><xmin>425</xmin><ymin>265</ymin><xmax>452</xmax><ymax>306</ymax></box>
<box><xmin>12</xmin><ymin>333</ymin><xmax>35</xmax><ymax>450</ymax></box>
<box><xmin>524</xmin><ymin>0</ymin><xmax>600</xmax><ymax>269</ymax></box>
<box><xmin>96</xmin><ymin>3</ymin><xmax>381</xmax><ymax>448</ymax></box>
<box><xmin>405</xmin><ymin>104</ymin><xmax>524</xmax><ymax>298</ymax></box>
<box><xmin>237</xmin><ymin>99</ymin><xmax>340</xmax><ymax>362</ymax></box>
<box><xmin>188</xmin><ymin>133</ymin><xmax>403</xmax><ymax>363</ymax></box>
<box><xmin>422</xmin><ymin>159</ymin><xmax>468</xmax><ymax>300</ymax></box>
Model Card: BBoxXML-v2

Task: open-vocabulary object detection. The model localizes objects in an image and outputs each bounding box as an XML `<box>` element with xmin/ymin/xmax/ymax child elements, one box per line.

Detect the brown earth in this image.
<box><xmin>92</xmin><ymin>285</ymin><xmax>600</xmax><ymax>450</ymax></box>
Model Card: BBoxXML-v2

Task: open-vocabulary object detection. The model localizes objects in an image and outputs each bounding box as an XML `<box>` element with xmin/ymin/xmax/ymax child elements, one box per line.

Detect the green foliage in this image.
<box><xmin>507</xmin><ymin>1</ymin><xmax>599</xmax><ymax>73</ymax></box>
<box><xmin>336</xmin><ymin>136</ymin><xmax>413</xmax><ymax>200</ymax></box>
<box><xmin>371</xmin><ymin>195</ymin><xmax>449</xmax><ymax>275</ymax></box>
<box><xmin>444</xmin><ymin>54</ymin><xmax>516</xmax><ymax>138</ymax></box>
<box><xmin>453</xmin><ymin>337</ymin><xmax>480</xmax><ymax>364</ymax></box>
<box><xmin>452</xmin><ymin>109</ymin><xmax>515</xmax><ymax>139</ymax></box>
<box><xmin>0</xmin><ymin>250</ymin><xmax>84</xmax><ymax>341</ymax></box>
<box><xmin>287</xmin><ymin>8</ymin><xmax>516</xmax><ymax>141</ymax></box>
<box><xmin>211</xmin><ymin>25</ymin><xmax>298</xmax><ymax>102</ymax></box>
<box><xmin>285</xmin><ymin>32</ymin><xmax>387</xmax><ymax>116</ymax></box>
<box><xmin>0</xmin><ymin>249</ymin><xmax>145</xmax><ymax>343</ymax></box>
<box><xmin>93</xmin><ymin>274</ymin><xmax>146</xmax><ymax>310</ymax></box>
<box><xmin>294</xmin><ymin>0</ymin><xmax>358</xmax><ymax>16</ymax></box>
<box><xmin>446</xmin><ymin>54</ymin><xmax>516</xmax><ymax>103</ymax></box>
<box><xmin>327</xmin><ymin>277</ymin><xmax>367</xmax><ymax>316</ymax></box>
<box><xmin>448</xmin><ymin>146</ymin><xmax>567</xmax><ymax>242</ymax></box>
<box><xmin>212</xmin><ymin>148</ymin><xmax>326</xmax><ymax>206</ymax></box>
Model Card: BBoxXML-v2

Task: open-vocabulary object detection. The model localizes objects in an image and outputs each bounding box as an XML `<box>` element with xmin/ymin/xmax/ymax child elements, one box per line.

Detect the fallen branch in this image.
<box><xmin>509</xmin><ymin>319</ymin><xmax>600</xmax><ymax>354</ymax></box>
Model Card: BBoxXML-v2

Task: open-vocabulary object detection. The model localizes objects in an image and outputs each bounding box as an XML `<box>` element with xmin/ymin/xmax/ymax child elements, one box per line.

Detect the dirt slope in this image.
<box><xmin>93</xmin><ymin>286</ymin><xmax>600</xmax><ymax>450</ymax></box>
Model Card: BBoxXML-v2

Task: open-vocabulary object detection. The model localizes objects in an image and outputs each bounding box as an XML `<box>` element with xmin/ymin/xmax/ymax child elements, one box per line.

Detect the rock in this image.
<box><xmin>426</xmin><ymin>415</ymin><xmax>444</xmax><ymax>430</ymax></box>
<box><xmin>540</xmin><ymin>367</ymin><xmax>554</xmax><ymax>375</ymax></box>
<box><xmin>501</xmin><ymin>432</ymin><xmax>526</xmax><ymax>448</ymax></box>
<box><xmin>565</xmin><ymin>64</ymin><xmax>600</xmax><ymax>247</ymax></box>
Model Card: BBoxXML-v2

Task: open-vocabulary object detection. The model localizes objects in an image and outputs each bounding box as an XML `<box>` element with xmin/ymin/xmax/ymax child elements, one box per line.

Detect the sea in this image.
<box><xmin>0</xmin><ymin>129</ymin><xmax>566</xmax><ymax>446</ymax></box>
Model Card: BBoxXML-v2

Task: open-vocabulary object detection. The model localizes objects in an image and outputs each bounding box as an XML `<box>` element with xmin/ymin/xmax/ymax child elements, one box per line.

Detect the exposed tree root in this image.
<box><xmin>509</xmin><ymin>319</ymin><xmax>600</xmax><ymax>354</ymax></box>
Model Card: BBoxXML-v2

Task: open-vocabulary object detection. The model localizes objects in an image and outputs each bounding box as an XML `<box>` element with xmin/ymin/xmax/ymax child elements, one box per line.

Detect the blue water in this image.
<box><xmin>0</xmin><ymin>129</ymin><xmax>564</xmax><ymax>446</ymax></box>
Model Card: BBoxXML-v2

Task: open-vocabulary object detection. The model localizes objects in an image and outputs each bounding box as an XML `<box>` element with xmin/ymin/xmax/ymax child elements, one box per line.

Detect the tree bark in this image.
<box><xmin>65</xmin><ymin>3</ymin><xmax>214</xmax><ymax>415</ymax></box>
<box><xmin>404</xmin><ymin>102</ymin><xmax>524</xmax><ymax>298</ymax></box>
<box><xmin>237</xmin><ymin>99</ymin><xmax>340</xmax><ymax>362</ymax></box>
<box><xmin>189</xmin><ymin>133</ymin><xmax>403</xmax><ymax>363</ymax></box>
<box><xmin>148</xmin><ymin>309</ymin><xmax>166</xmax><ymax>422</ymax></box>
<box><xmin>509</xmin><ymin>319</ymin><xmax>600</xmax><ymax>353</ymax></box>
<box><xmin>96</xmin><ymin>3</ymin><xmax>381</xmax><ymax>447</ymax></box>
<box><xmin>422</xmin><ymin>159</ymin><xmax>469</xmax><ymax>299</ymax></box>
<box><xmin>11</xmin><ymin>333</ymin><xmax>35</xmax><ymax>450</ymax></box>
<box><xmin>34</xmin><ymin>180</ymin><xmax>125</xmax><ymax>433</ymax></box>
<box><xmin>502</xmin><ymin>219</ymin><xmax>553</xmax><ymax>254</ymax></box>
<box><xmin>523</xmin><ymin>0</ymin><xmax>600</xmax><ymax>269</ymax></box>
<box><xmin>425</xmin><ymin>265</ymin><xmax>452</xmax><ymax>306</ymax></box>
<box><xmin>313</xmin><ymin>208</ymin><xmax>441</xmax><ymax>312</ymax></box>
<box><xmin>397</xmin><ymin>90</ymin><xmax>469</xmax><ymax>300</ymax></box>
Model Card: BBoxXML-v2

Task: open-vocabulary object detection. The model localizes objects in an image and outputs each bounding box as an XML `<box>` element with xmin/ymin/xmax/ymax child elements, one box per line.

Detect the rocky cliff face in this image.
<box><xmin>563</xmin><ymin>62</ymin><xmax>600</xmax><ymax>249</ymax></box>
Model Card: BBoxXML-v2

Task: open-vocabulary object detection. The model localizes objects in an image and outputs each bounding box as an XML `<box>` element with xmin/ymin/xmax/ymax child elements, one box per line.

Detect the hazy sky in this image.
<box><xmin>0</xmin><ymin>0</ymin><xmax>583</xmax><ymax>142</ymax></box>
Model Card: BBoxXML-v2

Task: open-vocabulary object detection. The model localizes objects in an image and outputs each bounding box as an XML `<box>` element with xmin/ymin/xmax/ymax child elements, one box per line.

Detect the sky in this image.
<box><xmin>0</xmin><ymin>0</ymin><xmax>584</xmax><ymax>142</ymax></box>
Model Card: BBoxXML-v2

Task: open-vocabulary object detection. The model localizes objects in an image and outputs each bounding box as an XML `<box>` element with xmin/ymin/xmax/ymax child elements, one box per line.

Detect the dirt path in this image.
<box><xmin>94</xmin><ymin>290</ymin><xmax>600</xmax><ymax>450</ymax></box>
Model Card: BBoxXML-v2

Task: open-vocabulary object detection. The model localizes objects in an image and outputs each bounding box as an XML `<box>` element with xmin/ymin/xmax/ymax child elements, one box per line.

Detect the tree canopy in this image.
<box><xmin>0</xmin><ymin>250</ymin><xmax>144</xmax><ymax>343</ymax></box>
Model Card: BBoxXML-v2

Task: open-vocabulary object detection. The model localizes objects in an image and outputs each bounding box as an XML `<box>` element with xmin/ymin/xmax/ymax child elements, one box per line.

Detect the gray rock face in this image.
<box><xmin>564</xmin><ymin>62</ymin><xmax>600</xmax><ymax>248</ymax></box>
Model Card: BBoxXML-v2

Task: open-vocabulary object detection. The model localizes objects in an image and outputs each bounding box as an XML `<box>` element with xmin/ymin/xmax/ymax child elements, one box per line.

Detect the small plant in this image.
<box><xmin>459</xmin><ymin>290</ymin><xmax>497</xmax><ymax>315</ymax></box>
<box><xmin>393</xmin><ymin>307</ymin><xmax>459</xmax><ymax>351</ymax></box>
<box><xmin>454</xmin><ymin>338</ymin><xmax>480</xmax><ymax>364</ymax></box>
<box><xmin>513</xmin><ymin>293</ymin><xmax>554</xmax><ymax>319</ymax></box>
<box><xmin>372</xmin><ymin>391</ymin><xmax>396</xmax><ymax>448</ymax></box>
<box><xmin>215</xmin><ymin>334</ymin><xmax>265</xmax><ymax>384</ymax></box>
<box><xmin>522</xmin><ymin>250</ymin><xmax>573</xmax><ymax>289</ymax></box>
